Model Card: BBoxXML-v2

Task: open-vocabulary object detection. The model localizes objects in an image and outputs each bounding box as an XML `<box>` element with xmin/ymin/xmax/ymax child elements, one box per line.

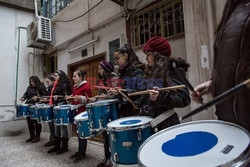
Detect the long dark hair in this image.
<box><xmin>115</xmin><ymin>44</ymin><xmax>142</xmax><ymax>68</ymax></box>
<box><xmin>144</xmin><ymin>52</ymin><xmax>170</xmax><ymax>86</ymax></box>
<box><xmin>29</xmin><ymin>76</ymin><xmax>42</xmax><ymax>89</ymax></box>
<box><xmin>55</xmin><ymin>70</ymin><xmax>71</xmax><ymax>88</ymax></box>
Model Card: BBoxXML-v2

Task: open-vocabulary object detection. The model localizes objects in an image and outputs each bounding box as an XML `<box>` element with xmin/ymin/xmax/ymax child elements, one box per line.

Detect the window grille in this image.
<box><xmin>44</xmin><ymin>0</ymin><xmax>74</xmax><ymax>18</ymax></box>
<box><xmin>130</xmin><ymin>0</ymin><xmax>184</xmax><ymax>47</ymax></box>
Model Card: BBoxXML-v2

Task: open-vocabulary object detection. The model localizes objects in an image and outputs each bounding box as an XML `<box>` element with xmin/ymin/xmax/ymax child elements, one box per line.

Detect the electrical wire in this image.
<box><xmin>54</xmin><ymin>0</ymin><xmax>104</xmax><ymax>22</ymax></box>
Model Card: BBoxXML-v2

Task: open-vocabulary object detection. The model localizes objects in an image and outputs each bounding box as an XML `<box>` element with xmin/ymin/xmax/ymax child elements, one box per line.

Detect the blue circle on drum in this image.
<box><xmin>120</xmin><ymin>119</ymin><xmax>141</xmax><ymax>125</ymax></box>
<box><xmin>81</xmin><ymin>113</ymin><xmax>88</xmax><ymax>117</ymax></box>
<box><xmin>162</xmin><ymin>131</ymin><xmax>218</xmax><ymax>157</ymax></box>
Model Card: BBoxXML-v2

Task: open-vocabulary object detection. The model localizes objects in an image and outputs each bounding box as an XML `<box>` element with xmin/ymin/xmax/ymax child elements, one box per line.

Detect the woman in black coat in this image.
<box><xmin>135</xmin><ymin>36</ymin><xmax>191</xmax><ymax>131</ymax></box>
<box><xmin>20</xmin><ymin>76</ymin><xmax>46</xmax><ymax>143</ymax></box>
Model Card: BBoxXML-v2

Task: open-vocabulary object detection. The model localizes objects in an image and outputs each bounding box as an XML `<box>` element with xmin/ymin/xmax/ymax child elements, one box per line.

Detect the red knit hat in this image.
<box><xmin>143</xmin><ymin>36</ymin><xmax>171</xmax><ymax>57</ymax></box>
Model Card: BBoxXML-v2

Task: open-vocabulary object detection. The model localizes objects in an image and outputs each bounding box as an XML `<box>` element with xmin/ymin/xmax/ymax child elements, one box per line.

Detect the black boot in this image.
<box><xmin>25</xmin><ymin>135</ymin><xmax>35</xmax><ymax>142</ymax></box>
<box><xmin>44</xmin><ymin>135</ymin><xmax>55</xmax><ymax>147</ymax></box>
<box><xmin>56</xmin><ymin>137</ymin><xmax>69</xmax><ymax>155</ymax></box>
<box><xmin>47</xmin><ymin>137</ymin><xmax>61</xmax><ymax>153</ymax></box>
<box><xmin>31</xmin><ymin>135</ymin><xmax>40</xmax><ymax>143</ymax></box>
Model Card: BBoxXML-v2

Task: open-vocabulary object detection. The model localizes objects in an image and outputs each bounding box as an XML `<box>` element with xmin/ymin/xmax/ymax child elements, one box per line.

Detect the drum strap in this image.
<box><xmin>150</xmin><ymin>109</ymin><xmax>176</xmax><ymax>128</ymax></box>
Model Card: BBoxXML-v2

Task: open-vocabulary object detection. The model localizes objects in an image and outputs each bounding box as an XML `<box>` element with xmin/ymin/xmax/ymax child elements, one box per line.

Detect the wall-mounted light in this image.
<box><xmin>68</xmin><ymin>37</ymin><xmax>99</xmax><ymax>54</ymax></box>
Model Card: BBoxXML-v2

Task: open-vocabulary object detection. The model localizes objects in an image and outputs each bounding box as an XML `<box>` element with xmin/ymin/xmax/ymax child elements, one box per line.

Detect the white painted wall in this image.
<box><xmin>0</xmin><ymin>5</ymin><xmax>44</xmax><ymax>135</ymax></box>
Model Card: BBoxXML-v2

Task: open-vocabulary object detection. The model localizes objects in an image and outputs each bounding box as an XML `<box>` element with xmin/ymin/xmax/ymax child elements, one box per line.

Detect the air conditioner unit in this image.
<box><xmin>27</xmin><ymin>16</ymin><xmax>52</xmax><ymax>49</ymax></box>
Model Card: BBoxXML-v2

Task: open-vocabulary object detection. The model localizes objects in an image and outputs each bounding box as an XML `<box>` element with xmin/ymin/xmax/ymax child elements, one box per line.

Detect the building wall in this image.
<box><xmin>0</xmin><ymin>4</ymin><xmax>44</xmax><ymax>136</ymax></box>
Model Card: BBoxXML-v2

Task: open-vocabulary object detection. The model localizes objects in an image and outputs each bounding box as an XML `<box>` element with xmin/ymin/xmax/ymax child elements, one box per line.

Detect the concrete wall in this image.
<box><xmin>0</xmin><ymin>4</ymin><xmax>44</xmax><ymax>136</ymax></box>
<box><xmin>0</xmin><ymin>0</ymin><xmax>34</xmax><ymax>11</ymax></box>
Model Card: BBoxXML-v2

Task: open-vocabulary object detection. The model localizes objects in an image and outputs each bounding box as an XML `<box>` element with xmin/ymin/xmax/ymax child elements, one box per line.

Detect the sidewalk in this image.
<box><xmin>0</xmin><ymin>132</ymin><xmax>104</xmax><ymax>167</ymax></box>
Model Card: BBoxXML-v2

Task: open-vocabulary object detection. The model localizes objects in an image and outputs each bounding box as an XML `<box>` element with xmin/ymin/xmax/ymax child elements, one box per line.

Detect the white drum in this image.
<box><xmin>138</xmin><ymin>120</ymin><xmax>250</xmax><ymax>167</ymax></box>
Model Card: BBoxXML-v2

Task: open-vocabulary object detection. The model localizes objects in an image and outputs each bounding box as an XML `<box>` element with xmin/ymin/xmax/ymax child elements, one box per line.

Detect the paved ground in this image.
<box><xmin>0</xmin><ymin>132</ymin><xmax>104</xmax><ymax>167</ymax></box>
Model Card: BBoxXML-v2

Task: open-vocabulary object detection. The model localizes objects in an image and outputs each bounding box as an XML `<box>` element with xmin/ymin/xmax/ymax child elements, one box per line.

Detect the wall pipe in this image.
<box><xmin>15</xmin><ymin>27</ymin><xmax>27</xmax><ymax>106</ymax></box>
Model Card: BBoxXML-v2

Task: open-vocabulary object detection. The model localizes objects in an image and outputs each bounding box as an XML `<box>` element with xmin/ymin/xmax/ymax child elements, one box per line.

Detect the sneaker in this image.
<box><xmin>73</xmin><ymin>154</ymin><xmax>86</xmax><ymax>163</ymax></box>
<box><xmin>70</xmin><ymin>152</ymin><xmax>79</xmax><ymax>159</ymax></box>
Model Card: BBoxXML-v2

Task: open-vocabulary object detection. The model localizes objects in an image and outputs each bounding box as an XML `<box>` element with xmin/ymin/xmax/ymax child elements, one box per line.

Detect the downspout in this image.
<box><xmin>15</xmin><ymin>27</ymin><xmax>27</xmax><ymax>106</ymax></box>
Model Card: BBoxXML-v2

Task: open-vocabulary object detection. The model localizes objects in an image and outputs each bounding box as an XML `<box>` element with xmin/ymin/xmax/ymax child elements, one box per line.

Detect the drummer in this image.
<box><xmin>20</xmin><ymin>76</ymin><xmax>47</xmax><ymax>143</ymax></box>
<box><xmin>93</xmin><ymin>60</ymin><xmax>118</xmax><ymax>167</ymax></box>
<box><xmin>66</xmin><ymin>69</ymin><xmax>92</xmax><ymax>163</ymax></box>
<box><xmin>134</xmin><ymin>36</ymin><xmax>191</xmax><ymax>131</ymax></box>
<box><xmin>47</xmin><ymin>70</ymin><xmax>72</xmax><ymax>154</ymax></box>
<box><xmin>42</xmin><ymin>74</ymin><xmax>56</xmax><ymax>147</ymax></box>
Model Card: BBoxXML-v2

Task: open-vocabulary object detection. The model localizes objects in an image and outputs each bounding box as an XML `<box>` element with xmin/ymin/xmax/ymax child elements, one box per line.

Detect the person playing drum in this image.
<box><xmin>47</xmin><ymin>70</ymin><xmax>72</xmax><ymax>154</ymax></box>
<box><xmin>42</xmin><ymin>74</ymin><xmax>56</xmax><ymax>147</ymax></box>
<box><xmin>67</xmin><ymin>69</ymin><xmax>92</xmax><ymax>163</ymax></box>
<box><xmin>94</xmin><ymin>60</ymin><xmax>118</xmax><ymax>167</ymax></box>
<box><xmin>191</xmin><ymin>0</ymin><xmax>250</xmax><ymax>134</ymax></box>
<box><xmin>134</xmin><ymin>36</ymin><xmax>191</xmax><ymax>131</ymax></box>
<box><xmin>20</xmin><ymin>76</ymin><xmax>47</xmax><ymax>143</ymax></box>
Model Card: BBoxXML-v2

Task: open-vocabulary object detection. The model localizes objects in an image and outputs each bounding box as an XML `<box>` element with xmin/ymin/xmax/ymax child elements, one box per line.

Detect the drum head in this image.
<box><xmin>107</xmin><ymin>116</ymin><xmax>152</xmax><ymax>130</ymax></box>
<box><xmin>138</xmin><ymin>120</ymin><xmax>250</xmax><ymax>167</ymax></box>
<box><xmin>74</xmin><ymin>111</ymin><xmax>88</xmax><ymax>121</ymax></box>
<box><xmin>86</xmin><ymin>99</ymin><xmax>118</xmax><ymax>107</ymax></box>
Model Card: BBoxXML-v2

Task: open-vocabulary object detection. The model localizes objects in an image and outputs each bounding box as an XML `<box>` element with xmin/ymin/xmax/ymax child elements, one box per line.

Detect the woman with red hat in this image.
<box><xmin>134</xmin><ymin>36</ymin><xmax>191</xmax><ymax>131</ymax></box>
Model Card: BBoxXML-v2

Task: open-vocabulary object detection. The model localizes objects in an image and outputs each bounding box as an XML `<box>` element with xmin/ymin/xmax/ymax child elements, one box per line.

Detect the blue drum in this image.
<box><xmin>37</xmin><ymin>104</ymin><xmax>53</xmax><ymax>123</ymax></box>
<box><xmin>107</xmin><ymin>116</ymin><xmax>153</xmax><ymax>165</ymax></box>
<box><xmin>16</xmin><ymin>104</ymin><xmax>30</xmax><ymax>117</ymax></box>
<box><xmin>86</xmin><ymin>99</ymin><xmax>119</xmax><ymax>132</ymax></box>
<box><xmin>30</xmin><ymin>105</ymin><xmax>38</xmax><ymax>120</ymax></box>
<box><xmin>53</xmin><ymin>105</ymin><xmax>76</xmax><ymax>125</ymax></box>
<box><xmin>74</xmin><ymin>111</ymin><xmax>91</xmax><ymax>139</ymax></box>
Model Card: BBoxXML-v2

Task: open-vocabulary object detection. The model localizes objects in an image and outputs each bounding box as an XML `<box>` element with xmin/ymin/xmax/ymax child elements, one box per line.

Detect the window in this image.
<box><xmin>109</xmin><ymin>39</ymin><xmax>120</xmax><ymax>63</ymax></box>
<box><xmin>44</xmin><ymin>53</ymin><xmax>57</xmax><ymax>76</ymax></box>
<box><xmin>45</xmin><ymin>0</ymin><xmax>74</xmax><ymax>18</ymax></box>
<box><xmin>130</xmin><ymin>0</ymin><xmax>184</xmax><ymax>47</ymax></box>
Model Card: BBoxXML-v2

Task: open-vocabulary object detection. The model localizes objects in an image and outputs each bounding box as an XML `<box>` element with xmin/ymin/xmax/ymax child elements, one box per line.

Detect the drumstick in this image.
<box><xmin>172</xmin><ymin>62</ymin><xmax>204</xmax><ymax>104</ymax></box>
<box><xmin>128</xmin><ymin>85</ymin><xmax>186</xmax><ymax>96</ymax></box>
<box><xmin>118</xmin><ymin>90</ymin><xmax>138</xmax><ymax>109</ymax></box>
<box><xmin>180</xmin><ymin>78</ymin><xmax>250</xmax><ymax>120</ymax></box>
<box><xmin>94</xmin><ymin>85</ymin><xmax>127</xmax><ymax>92</ymax></box>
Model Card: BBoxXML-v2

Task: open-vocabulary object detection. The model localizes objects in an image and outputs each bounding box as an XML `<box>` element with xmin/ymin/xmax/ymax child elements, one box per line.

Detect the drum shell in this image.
<box><xmin>74</xmin><ymin>112</ymin><xmax>91</xmax><ymax>139</ymax></box>
<box><xmin>86</xmin><ymin>99</ymin><xmax>119</xmax><ymax>132</ymax></box>
<box><xmin>53</xmin><ymin>105</ymin><xmax>76</xmax><ymax>125</ymax></box>
<box><xmin>16</xmin><ymin>104</ymin><xmax>30</xmax><ymax>117</ymax></box>
<box><xmin>107</xmin><ymin>116</ymin><xmax>153</xmax><ymax>165</ymax></box>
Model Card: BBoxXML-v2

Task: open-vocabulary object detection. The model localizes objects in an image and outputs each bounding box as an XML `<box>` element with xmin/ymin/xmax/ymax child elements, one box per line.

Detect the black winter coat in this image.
<box><xmin>115</xmin><ymin>63</ymin><xmax>144</xmax><ymax>117</ymax></box>
<box><xmin>211</xmin><ymin>0</ymin><xmax>250</xmax><ymax>132</ymax></box>
<box><xmin>22</xmin><ymin>84</ymin><xmax>47</xmax><ymax>104</ymax></box>
<box><xmin>135</xmin><ymin>66</ymin><xmax>191</xmax><ymax>131</ymax></box>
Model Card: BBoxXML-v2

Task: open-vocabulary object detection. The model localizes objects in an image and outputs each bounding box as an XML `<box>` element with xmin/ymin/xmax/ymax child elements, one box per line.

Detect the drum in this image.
<box><xmin>53</xmin><ymin>105</ymin><xmax>76</xmax><ymax>125</ymax></box>
<box><xmin>30</xmin><ymin>105</ymin><xmax>38</xmax><ymax>120</ymax></box>
<box><xmin>138</xmin><ymin>120</ymin><xmax>250</xmax><ymax>167</ymax></box>
<box><xmin>86</xmin><ymin>99</ymin><xmax>119</xmax><ymax>132</ymax></box>
<box><xmin>37</xmin><ymin>104</ymin><xmax>53</xmax><ymax>123</ymax></box>
<box><xmin>74</xmin><ymin>111</ymin><xmax>91</xmax><ymax>139</ymax></box>
<box><xmin>16</xmin><ymin>104</ymin><xmax>30</xmax><ymax>117</ymax></box>
<box><xmin>107</xmin><ymin>116</ymin><xmax>153</xmax><ymax>165</ymax></box>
